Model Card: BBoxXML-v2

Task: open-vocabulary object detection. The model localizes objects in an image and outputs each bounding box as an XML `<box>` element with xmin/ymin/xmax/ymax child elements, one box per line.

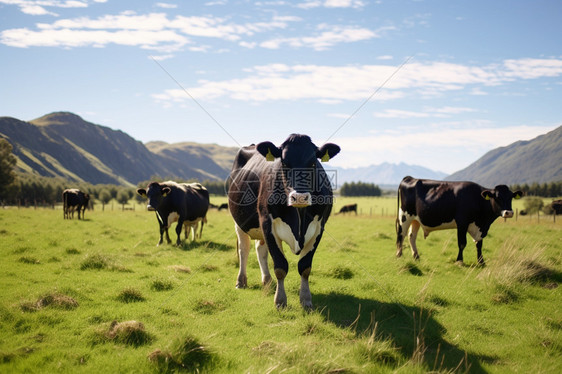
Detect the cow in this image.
<box><xmin>228</xmin><ymin>134</ymin><xmax>340</xmax><ymax>309</ymax></box>
<box><xmin>62</xmin><ymin>189</ymin><xmax>90</xmax><ymax>220</ymax></box>
<box><xmin>217</xmin><ymin>203</ymin><xmax>229</xmax><ymax>211</ymax></box>
<box><xmin>137</xmin><ymin>181</ymin><xmax>210</xmax><ymax>246</ymax></box>
<box><xmin>551</xmin><ymin>200</ymin><xmax>562</xmax><ymax>215</ymax></box>
<box><xmin>396</xmin><ymin>176</ymin><xmax>523</xmax><ymax>265</ymax></box>
<box><xmin>336</xmin><ymin>203</ymin><xmax>357</xmax><ymax>215</ymax></box>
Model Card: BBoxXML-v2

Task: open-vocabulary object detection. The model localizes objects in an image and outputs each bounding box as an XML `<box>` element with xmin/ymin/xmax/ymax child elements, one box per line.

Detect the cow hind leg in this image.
<box><xmin>235</xmin><ymin>224</ymin><xmax>250</xmax><ymax>289</ymax></box>
<box><xmin>408</xmin><ymin>220</ymin><xmax>421</xmax><ymax>260</ymax></box>
<box><xmin>255</xmin><ymin>240</ymin><xmax>271</xmax><ymax>286</ymax></box>
<box><xmin>476</xmin><ymin>240</ymin><xmax>485</xmax><ymax>266</ymax></box>
<box><xmin>456</xmin><ymin>229</ymin><xmax>468</xmax><ymax>264</ymax></box>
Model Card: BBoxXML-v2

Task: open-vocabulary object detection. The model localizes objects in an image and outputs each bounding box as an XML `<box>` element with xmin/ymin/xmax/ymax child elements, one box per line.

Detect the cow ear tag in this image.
<box><xmin>265</xmin><ymin>148</ymin><xmax>275</xmax><ymax>161</ymax></box>
<box><xmin>321</xmin><ymin>150</ymin><xmax>330</xmax><ymax>162</ymax></box>
<box><xmin>484</xmin><ymin>195</ymin><xmax>490</xmax><ymax>200</ymax></box>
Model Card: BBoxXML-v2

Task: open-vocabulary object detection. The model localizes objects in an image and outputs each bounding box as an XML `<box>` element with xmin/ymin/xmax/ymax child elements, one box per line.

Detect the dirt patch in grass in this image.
<box><xmin>169</xmin><ymin>265</ymin><xmax>191</xmax><ymax>273</ymax></box>
<box><xmin>20</xmin><ymin>292</ymin><xmax>78</xmax><ymax>312</ymax></box>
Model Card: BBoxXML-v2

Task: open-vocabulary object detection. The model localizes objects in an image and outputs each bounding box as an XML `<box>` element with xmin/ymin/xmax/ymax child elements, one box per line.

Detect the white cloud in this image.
<box><xmin>260</xmin><ymin>24</ymin><xmax>386</xmax><ymax>51</ymax></box>
<box><xmin>155</xmin><ymin>2</ymin><xmax>177</xmax><ymax>9</ymax></box>
<box><xmin>297</xmin><ymin>0</ymin><xmax>365</xmax><ymax>9</ymax></box>
<box><xmin>0</xmin><ymin>12</ymin><xmax>299</xmax><ymax>51</ymax></box>
<box><xmin>0</xmin><ymin>0</ymin><xmax>89</xmax><ymax>15</ymax></box>
<box><xmin>152</xmin><ymin>59</ymin><xmax>562</xmax><ymax>104</ymax></box>
<box><xmin>331</xmin><ymin>124</ymin><xmax>558</xmax><ymax>172</ymax></box>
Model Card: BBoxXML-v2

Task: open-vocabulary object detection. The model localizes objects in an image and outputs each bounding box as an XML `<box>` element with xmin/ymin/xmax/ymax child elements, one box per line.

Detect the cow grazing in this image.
<box><xmin>396</xmin><ymin>176</ymin><xmax>523</xmax><ymax>265</ymax></box>
<box><xmin>337</xmin><ymin>203</ymin><xmax>357</xmax><ymax>215</ymax></box>
<box><xmin>217</xmin><ymin>203</ymin><xmax>229</xmax><ymax>211</ymax></box>
<box><xmin>228</xmin><ymin>134</ymin><xmax>340</xmax><ymax>309</ymax></box>
<box><xmin>63</xmin><ymin>189</ymin><xmax>90</xmax><ymax>220</ymax></box>
<box><xmin>137</xmin><ymin>181</ymin><xmax>210</xmax><ymax>246</ymax></box>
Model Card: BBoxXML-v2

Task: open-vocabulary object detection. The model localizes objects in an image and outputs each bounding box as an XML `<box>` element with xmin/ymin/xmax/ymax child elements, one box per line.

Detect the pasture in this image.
<box><xmin>0</xmin><ymin>196</ymin><xmax>560</xmax><ymax>373</ymax></box>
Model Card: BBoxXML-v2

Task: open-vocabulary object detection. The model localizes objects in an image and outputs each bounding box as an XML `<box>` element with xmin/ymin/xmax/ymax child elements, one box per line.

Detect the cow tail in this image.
<box><xmin>395</xmin><ymin>184</ymin><xmax>401</xmax><ymax>235</ymax></box>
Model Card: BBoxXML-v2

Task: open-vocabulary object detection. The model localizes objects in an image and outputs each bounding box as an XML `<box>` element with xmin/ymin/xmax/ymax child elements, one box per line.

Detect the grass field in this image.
<box><xmin>0</xmin><ymin>196</ymin><xmax>560</xmax><ymax>373</ymax></box>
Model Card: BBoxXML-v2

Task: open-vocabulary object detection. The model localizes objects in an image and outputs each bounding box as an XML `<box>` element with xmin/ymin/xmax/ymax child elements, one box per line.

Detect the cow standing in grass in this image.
<box><xmin>63</xmin><ymin>189</ymin><xmax>90</xmax><ymax>220</ymax></box>
<box><xmin>137</xmin><ymin>181</ymin><xmax>209</xmax><ymax>246</ymax></box>
<box><xmin>228</xmin><ymin>134</ymin><xmax>340</xmax><ymax>309</ymax></box>
<box><xmin>396</xmin><ymin>176</ymin><xmax>523</xmax><ymax>264</ymax></box>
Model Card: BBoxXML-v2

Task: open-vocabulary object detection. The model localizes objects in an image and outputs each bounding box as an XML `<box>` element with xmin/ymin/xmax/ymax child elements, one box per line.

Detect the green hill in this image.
<box><xmin>446</xmin><ymin>125</ymin><xmax>562</xmax><ymax>186</ymax></box>
<box><xmin>0</xmin><ymin>112</ymin><xmax>237</xmax><ymax>186</ymax></box>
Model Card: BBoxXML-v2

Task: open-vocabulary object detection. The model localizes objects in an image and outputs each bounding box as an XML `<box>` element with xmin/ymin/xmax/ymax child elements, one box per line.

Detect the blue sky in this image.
<box><xmin>1</xmin><ymin>0</ymin><xmax>561</xmax><ymax>174</ymax></box>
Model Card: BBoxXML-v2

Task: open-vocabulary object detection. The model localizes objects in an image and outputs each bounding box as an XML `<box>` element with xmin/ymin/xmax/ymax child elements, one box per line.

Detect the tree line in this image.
<box><xmin>510</xmin><ymin>182</ymin><xmax>562</xmax><ymax>198</ymax></box>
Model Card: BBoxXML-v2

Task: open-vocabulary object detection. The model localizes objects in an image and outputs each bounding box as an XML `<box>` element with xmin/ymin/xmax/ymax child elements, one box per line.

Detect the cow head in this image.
<box><xmin>481</xmin><ymin>185</ymin><xmax>523</xmax><ymax>218</ymax></box>
<box><xmin>256</xmin><ymin>134</ymin><xmax>340</xmax><ymax>208</ymax></box>
<box><xmin>136</xmin><ymin>182</ymin><xmax>171</xmax><ymax>211</ymax></box>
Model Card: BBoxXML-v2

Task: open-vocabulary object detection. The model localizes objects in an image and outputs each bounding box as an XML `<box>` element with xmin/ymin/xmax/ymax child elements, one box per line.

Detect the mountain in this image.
<box><xmin>332</xmin><ymin>162</ymin><xmax>447</xmax><ymax>187</ymax></box>
<box><xmin>0</xmin><ymin>112</ymin><xmax>237</xmax><ymax>186</ymax></box>
<box><xmin>446</xmin><ymin>125</ymin><xmax>562</xmax><ymax>186</ymax></box>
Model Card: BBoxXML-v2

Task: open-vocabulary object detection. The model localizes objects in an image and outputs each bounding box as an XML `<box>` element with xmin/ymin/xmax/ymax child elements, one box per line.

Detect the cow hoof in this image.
<box><xmin>455</xmin><ymin>260</ymin><xmax>464</xmax><ymax>267</ymax></box>
<box><xmin>275</xmin><ymin>300</ymin><xmax>287</xmax><ymax>309</ymax></box>
<box><xmin>262</xmin><ymin>275</ymin><xmax>272</xmax><ymax>286</ymax></box>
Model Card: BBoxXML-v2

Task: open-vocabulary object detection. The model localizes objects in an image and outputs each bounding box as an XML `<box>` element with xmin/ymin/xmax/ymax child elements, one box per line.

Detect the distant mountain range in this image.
<box><xmin>446</xmin><ymin>125</ymin><xmax>562</xmax><ymax>186</ymax></box>
<box><xmin>1</xmin><ymin>112</ymin><xmax>560</xmax><ymax>187</ymax></box>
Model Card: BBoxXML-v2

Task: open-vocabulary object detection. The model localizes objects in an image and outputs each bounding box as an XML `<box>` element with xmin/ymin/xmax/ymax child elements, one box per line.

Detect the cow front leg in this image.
<box><xmin>174</xmin><ymin>220</ymin><xmax>183</xmax><ymax>246</ymax></box>
<box><xmin>235</xmin><ymin>224</ymin><xmax>250</xmax><ymax>288</ymax></box>
<box><xmin>456</xmin><ymin>228</ymin><xmax>468</xmax><ymax>263</ymax></box>
<box><xmin>408</xmin><ymin>220</ymin><xmax>421</xmax><ymax>260</ymax></box>
<box><xmin>255</xmin><ymin>240</ymin><xmax>271</xmax><ymax>286</ymax></box>
<box><xmin>298</xmin><ymin>249</ymin><xmax>316</xmax><ymax>310</ymax></box>
<box><xmin>269</xmin><ymin>238</ymin><xmax>289</xmax><ymax>309</ymax></box>
<box><xmin>476</xmin><ymin>240</ymin><xmax>485</xmax><ymax>266</ymax></box>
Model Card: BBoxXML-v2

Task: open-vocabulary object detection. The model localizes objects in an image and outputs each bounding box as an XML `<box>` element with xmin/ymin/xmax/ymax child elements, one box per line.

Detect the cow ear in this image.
<box><xmin>317</xmin><ymin>143</ymin><xmax>341</xmax><ymax>162</ymax></box>
<box><xmin>256</xmin><ymin>141</ymin><xmax>281</xmax><ymax>161</ymax></box>
<box><xmin>137</xmin><ymin>188</ymin><xmax>147</xmax><ymax>198</ymax></box>
<box><xmin>162</xmin><ymin>187</ymin><xmax>171</xmax><ymax>197</ymax></box>
<box><xmin>481</xmin><ymin>190</ymin><xmax>494</xmax><ymax>200</ymax></box>
<box><xmin>513</xmin><ymin>191</ymin><xmax>523</xmax><ymax>199</ymax></box>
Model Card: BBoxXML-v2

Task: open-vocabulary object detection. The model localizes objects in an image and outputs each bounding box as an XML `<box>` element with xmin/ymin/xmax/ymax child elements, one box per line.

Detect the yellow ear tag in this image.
<box><xmin>321</xmin><ymin>150</ymin><xmax>330</xmax><ymax>162</ymax></box>
<box><xmin>484</xmin><ymin>194</ymin><xmax>490</xmax><ymax>200</ymax></box>
<box><xmin>265</xmin><ymin>148</ymin><xmax>275</xmax><ymax>161</ymax></box>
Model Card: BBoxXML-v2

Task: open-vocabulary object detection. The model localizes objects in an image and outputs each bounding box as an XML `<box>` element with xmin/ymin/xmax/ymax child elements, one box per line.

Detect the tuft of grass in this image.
<box><xmin>20</xmin><ymin>292</ymin><xmax>78</xmax><ymax>312</ymax></box>
<box><xmin>150</xmin><ymin>279</ymin><xmax>174</xmax><ymax>291</ymax></box>
<box><xmin>330</xmin><ymin>265</ymin><xmax>355</xmax><ymax>280</ymax></box>
<box><xmin>116</xmin><ymin>288</ymin><xmax>146</xmax><ymax>303</ymax></box>
<box><xmin>399</xmin><ymin>261</ymin><xmax>423</xmax><ymax>276</ymax></box>
<box><xmin>94</xmin><ymin>320</ymin><xmax>152</xmax><ymax>346</ymax></box>
<box><xmin>80</xmin><ymin>254</ymin><xmax>109</xmax><ymax>270</ymax></box>
<box><xmin>479</xmin><ymin>238</ymin><xmax>558</xmax><ymax>303</ymax></box>
<box><xmin>65</xmin><ymin>248</ymin><xmax>80</xmax><ymax>255</ymax></box>
<box><xmin>148</xmin><ymin>335</ymin><xmax>215</xmax><ymax>373</ymax></box>
<box><xmin>18</xmin><ymin>256</ymin><xmax>40</xmax><ymax>265</ymax></box>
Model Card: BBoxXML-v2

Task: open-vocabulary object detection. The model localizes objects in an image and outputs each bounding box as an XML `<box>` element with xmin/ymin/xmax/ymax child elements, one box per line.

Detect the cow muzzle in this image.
<box><xmin>288</xmin><ymin>191</ymin><xmax>312</xmax><ymax>208</ymax></box>
<box><xmin>147</xmin><ymin>205</ymin><xmax>156</xmax><ymax>212</ymax></box>
<box><xmin>501</xmin><ymin>210</ymin><xmax>514</xmax><ymax>218</ymax></box>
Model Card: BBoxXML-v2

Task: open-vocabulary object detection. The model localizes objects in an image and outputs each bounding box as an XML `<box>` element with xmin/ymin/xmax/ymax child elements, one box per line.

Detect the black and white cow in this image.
<box><xmin>396</xmin><ymin>176</ymin><xmax>523</xmax><ymax>264</ymax></box>
<box><xmin>336</xmin><ymin>203</ymin><xmax>357</xmax><ymax>215</ymax></box>
<box><xmin>137</xmin><ymin>181</ymin><xmax>210</xmax><ymax>246</ymax></box>
<box><xmin>228</xmin><ymin>134</ymin><xmax>340</xmax><ymax>309</ymax></box>
<box><xmin>63</xmin><ymin>189</ymin><xmax>90</xmax><ymax>220</ymax></box>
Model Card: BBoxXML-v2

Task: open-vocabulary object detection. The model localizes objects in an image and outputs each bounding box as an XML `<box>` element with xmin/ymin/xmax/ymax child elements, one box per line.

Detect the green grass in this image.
<box><xmin>0</xmin><ymin>198</ymin><xmax>561</xmax><ymax>373</ymax></box>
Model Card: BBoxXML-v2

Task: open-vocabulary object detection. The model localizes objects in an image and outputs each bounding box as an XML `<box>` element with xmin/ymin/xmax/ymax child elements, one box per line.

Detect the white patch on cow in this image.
<box><xmin>419</xmin><ymin>219</ymin><xmax>456</xmax><ymax>238</ymax></box>
<box><xmin>270</xmin><ymin>214</ymin><xmax>321</xmax><ymax>256</ymax></box>
<box><xmin>167</xmin><ymin>212</ymin><xmax>179</xmax><ymax>228</ymax></box>
<box><xmin>468</xmin><ymin>222</ymin><xmax>483</xmax><ymax>242</ymax></box>
<box><xmin>247</xmin><ymin>227</ymin><xmax>264</xmax><ymax>241</ymax></box>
